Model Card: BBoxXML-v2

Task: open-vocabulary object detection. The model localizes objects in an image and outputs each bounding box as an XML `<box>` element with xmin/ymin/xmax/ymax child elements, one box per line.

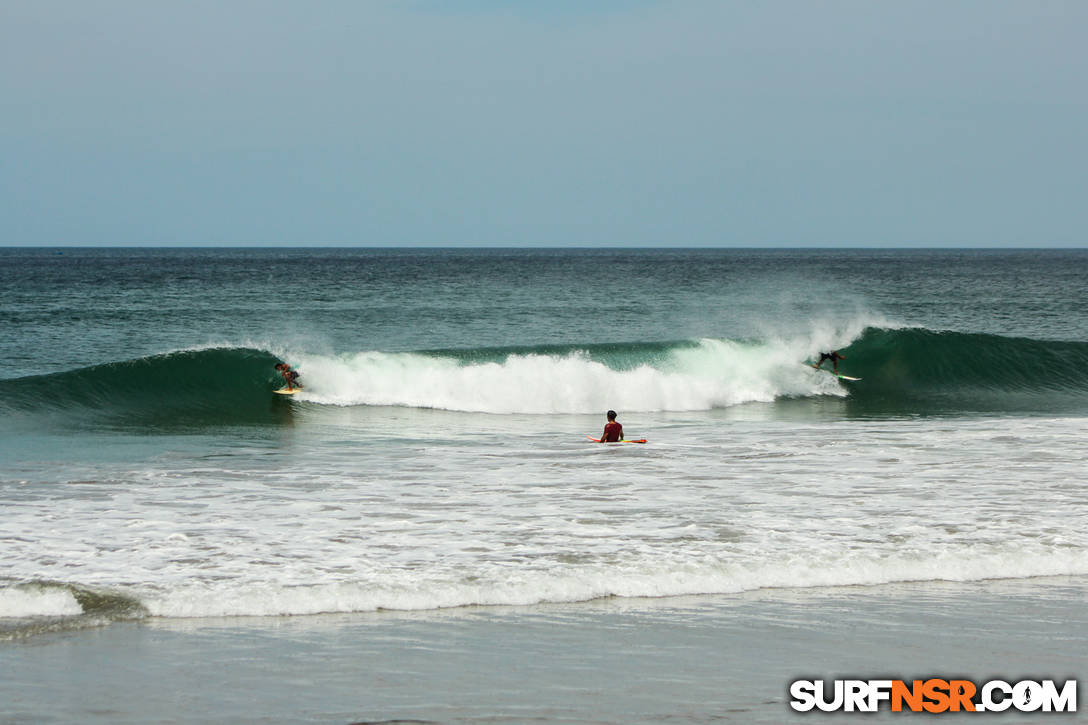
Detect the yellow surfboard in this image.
<box><xmin>273</xmin><ymin>387</ymin><xmax>302</xmax><ymax>395</ymax></box>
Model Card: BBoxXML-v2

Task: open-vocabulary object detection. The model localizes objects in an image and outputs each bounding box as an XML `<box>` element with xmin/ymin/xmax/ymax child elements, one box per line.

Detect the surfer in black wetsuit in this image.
<box><xmin>813</xmin><ymin>351</ymin><xmax>845</xmax><ymax>374</ymax></box>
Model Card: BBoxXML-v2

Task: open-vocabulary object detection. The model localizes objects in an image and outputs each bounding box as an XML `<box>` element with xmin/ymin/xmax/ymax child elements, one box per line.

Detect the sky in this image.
<box><xmin>1</xmin><ymin>1</ymin><xmax>1086</xmax><ymax>247</ymax></box>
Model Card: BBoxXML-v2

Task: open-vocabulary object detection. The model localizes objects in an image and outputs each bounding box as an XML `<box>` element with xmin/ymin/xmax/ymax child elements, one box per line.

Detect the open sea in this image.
<box><xmin>1</xmin><ymin>247</ymin><xmax>1086</xmax><ymax>724</ymax></box>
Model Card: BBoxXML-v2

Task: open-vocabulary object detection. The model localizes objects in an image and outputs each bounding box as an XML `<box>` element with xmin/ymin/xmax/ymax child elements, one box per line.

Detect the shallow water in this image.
<box><xmin>3</xmin><ymin>578</ymin><xmax>1085</xmax><ymax>724</ymax></box>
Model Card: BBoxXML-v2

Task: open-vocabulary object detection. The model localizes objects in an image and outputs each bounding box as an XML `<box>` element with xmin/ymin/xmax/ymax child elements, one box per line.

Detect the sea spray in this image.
<box><xmin>5</xmin><ymin>329</ymin><xmax>1088</xmax><ymax>422</ymax></box>
<box><xmin>292</xmin><ymin>338</ymin><xmax>842</xmax><ymax>413</ymax></box>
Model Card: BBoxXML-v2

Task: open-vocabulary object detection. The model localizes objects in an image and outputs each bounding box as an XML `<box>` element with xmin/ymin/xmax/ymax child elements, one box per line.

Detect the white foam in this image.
<box><xmin>10</xmin><ymin>364</ymin><xmax>1084</xmax><ymax>623</ymax></box>
<box><xmin>0</xmin><ymin>586</ymin><xmax>83</xmax><ymax>618</ymax></box>
<box><xmin>139</xmin><ymin>543</ymin><xmax>1088</xmax><ymax>618</ymax></box>
<box><xmin>285</xmin><ymin>337</ymin><xmax>845</xmax><ymax>414</ymax></box>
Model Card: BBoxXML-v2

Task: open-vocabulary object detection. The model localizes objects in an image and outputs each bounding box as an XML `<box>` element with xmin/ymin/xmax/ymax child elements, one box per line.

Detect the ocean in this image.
<box><xmin>1</xmin><ymin>247</ymin><xmax>1086</xmax><ymax>724</ymax></box>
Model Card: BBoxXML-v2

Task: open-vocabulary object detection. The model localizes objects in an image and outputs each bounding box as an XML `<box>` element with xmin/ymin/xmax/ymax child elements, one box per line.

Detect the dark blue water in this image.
<box><xmin>5</xmin><ymin>248</ymin><xmax>1087</xmax><ymax>378</ymax></box>
<box><xmin>3</xmin><ymin>248</ymin><xmax>1087</xmax><ymax>422</ymax></box>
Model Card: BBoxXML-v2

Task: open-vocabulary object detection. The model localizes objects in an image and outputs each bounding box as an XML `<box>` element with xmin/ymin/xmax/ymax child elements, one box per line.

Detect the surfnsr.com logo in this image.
<box><xmin>789</xmin><ymin>679</ymin><xmax>1077</xmax><ymax>713</ymax></box>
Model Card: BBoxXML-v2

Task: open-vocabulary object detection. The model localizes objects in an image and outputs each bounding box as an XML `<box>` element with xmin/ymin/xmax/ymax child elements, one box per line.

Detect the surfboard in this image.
<box><xmin>808</xmin><ymin>364</ymin><xmax>861</xmax><ymax>381</ymax></box>
<box><xmin>587</xmin><ymin>436</ymin><xmax>648</xmax><ymax>444</ymax></box>
<box><xmin>273</xmin><ymin>388</ymin><xmax>301</xmax><ymax>395</ymax></box>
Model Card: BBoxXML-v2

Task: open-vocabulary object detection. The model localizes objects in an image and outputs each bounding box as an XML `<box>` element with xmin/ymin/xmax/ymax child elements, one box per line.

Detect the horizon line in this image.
<box><xmin>2</xmin><ymin>243</ymin><xmax>1087</xmax><ymax>250</ymax></box>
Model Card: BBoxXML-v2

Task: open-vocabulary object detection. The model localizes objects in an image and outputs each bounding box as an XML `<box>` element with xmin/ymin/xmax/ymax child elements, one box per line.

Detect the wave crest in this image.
<box><xmin>291</xmin><ymin>338</ymin><xmax>839</xmax><ymax>413</ymax></box>
<box><xmin>5</xmin><ymin>328</ymin><xmax>1088</xmax><ymax>422</ymax></box>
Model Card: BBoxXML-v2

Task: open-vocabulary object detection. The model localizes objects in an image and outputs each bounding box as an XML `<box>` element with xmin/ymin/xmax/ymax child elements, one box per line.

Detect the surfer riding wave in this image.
<box><xmin>812</xmin><ymin>350</ymin><xmax>845</xmax><ymax>374</ymax></box>
<box><xmin>275</xmin><ymin>362</ymin><xmax>302</xmax><ymax>391</ymax></box>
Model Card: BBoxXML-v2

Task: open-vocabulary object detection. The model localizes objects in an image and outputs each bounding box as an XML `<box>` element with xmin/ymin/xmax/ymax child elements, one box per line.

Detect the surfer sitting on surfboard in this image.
<box><xmin>599</xmin><ymin>410</ymin><xmax>623</xmax><ymax>443</ymax></box>
<box><xmin>813</xmin><ymin>351</ymin><xmax>845</xmax><ymax>374</ymax></box>
<box><xmin>275</xmin><ymin>363</ymin><xmax>302</xmax><ymax>391</ymax></box>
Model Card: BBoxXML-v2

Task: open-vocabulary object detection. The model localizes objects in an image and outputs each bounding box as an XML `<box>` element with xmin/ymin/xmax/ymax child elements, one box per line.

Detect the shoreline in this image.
<box><xmin>3</xmin><ymin>575</ymin><xmax>1085</xmax><ymax>724</ymax></box>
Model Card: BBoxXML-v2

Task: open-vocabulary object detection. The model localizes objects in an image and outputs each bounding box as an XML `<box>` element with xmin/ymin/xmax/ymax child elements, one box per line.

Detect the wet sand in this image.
<box><xmin>2</xmin><ymin>577</ymin><xmax>1085</xmax><ymax>724</ymax></box>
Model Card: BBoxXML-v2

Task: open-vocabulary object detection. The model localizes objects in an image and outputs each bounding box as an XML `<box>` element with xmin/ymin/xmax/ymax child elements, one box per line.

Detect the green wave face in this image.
<box><xmin>1</xmin><ymin>347</ymin><xmax>291</xmax><ymax>430</ymax></box>
<box><xmin>839</xmin><ymin>328</ymin><xmax>1088</xmax><ymax>414</ymax></box>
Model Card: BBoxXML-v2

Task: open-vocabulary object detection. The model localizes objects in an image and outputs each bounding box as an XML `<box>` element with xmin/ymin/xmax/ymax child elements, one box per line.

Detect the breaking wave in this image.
<box><xmin>4</xmin><ymin>329</ymin><xmax>1087</xmax><ymax>424</ymax></box>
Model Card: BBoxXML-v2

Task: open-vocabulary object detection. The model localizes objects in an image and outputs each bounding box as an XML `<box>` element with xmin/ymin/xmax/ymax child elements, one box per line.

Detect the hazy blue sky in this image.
<box><xmin>2</xmin><ymin>1</ymin><xmax>1085</xmax><ymax>246</ymax></box>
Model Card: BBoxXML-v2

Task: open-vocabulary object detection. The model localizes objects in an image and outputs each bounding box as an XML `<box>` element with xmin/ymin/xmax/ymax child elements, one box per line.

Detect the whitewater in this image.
<box><xmin>4</xmin><ymin>336</ymin><xmax>1088</xmax><ymax>625</ymax></box>
<box><xmin>2</xmin><ymin>248</ymin><xmax>1087</xmax><ymax>633</ymax></box>
<box><xmin>279</xmin><ymin>339</ymin><xmax>847</xmax><ymax>413</ymax></box>
<box><xmin>4</xmin><ymin>405</ymin><xmax>1086</xmax><ymax>624</ymax></box>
